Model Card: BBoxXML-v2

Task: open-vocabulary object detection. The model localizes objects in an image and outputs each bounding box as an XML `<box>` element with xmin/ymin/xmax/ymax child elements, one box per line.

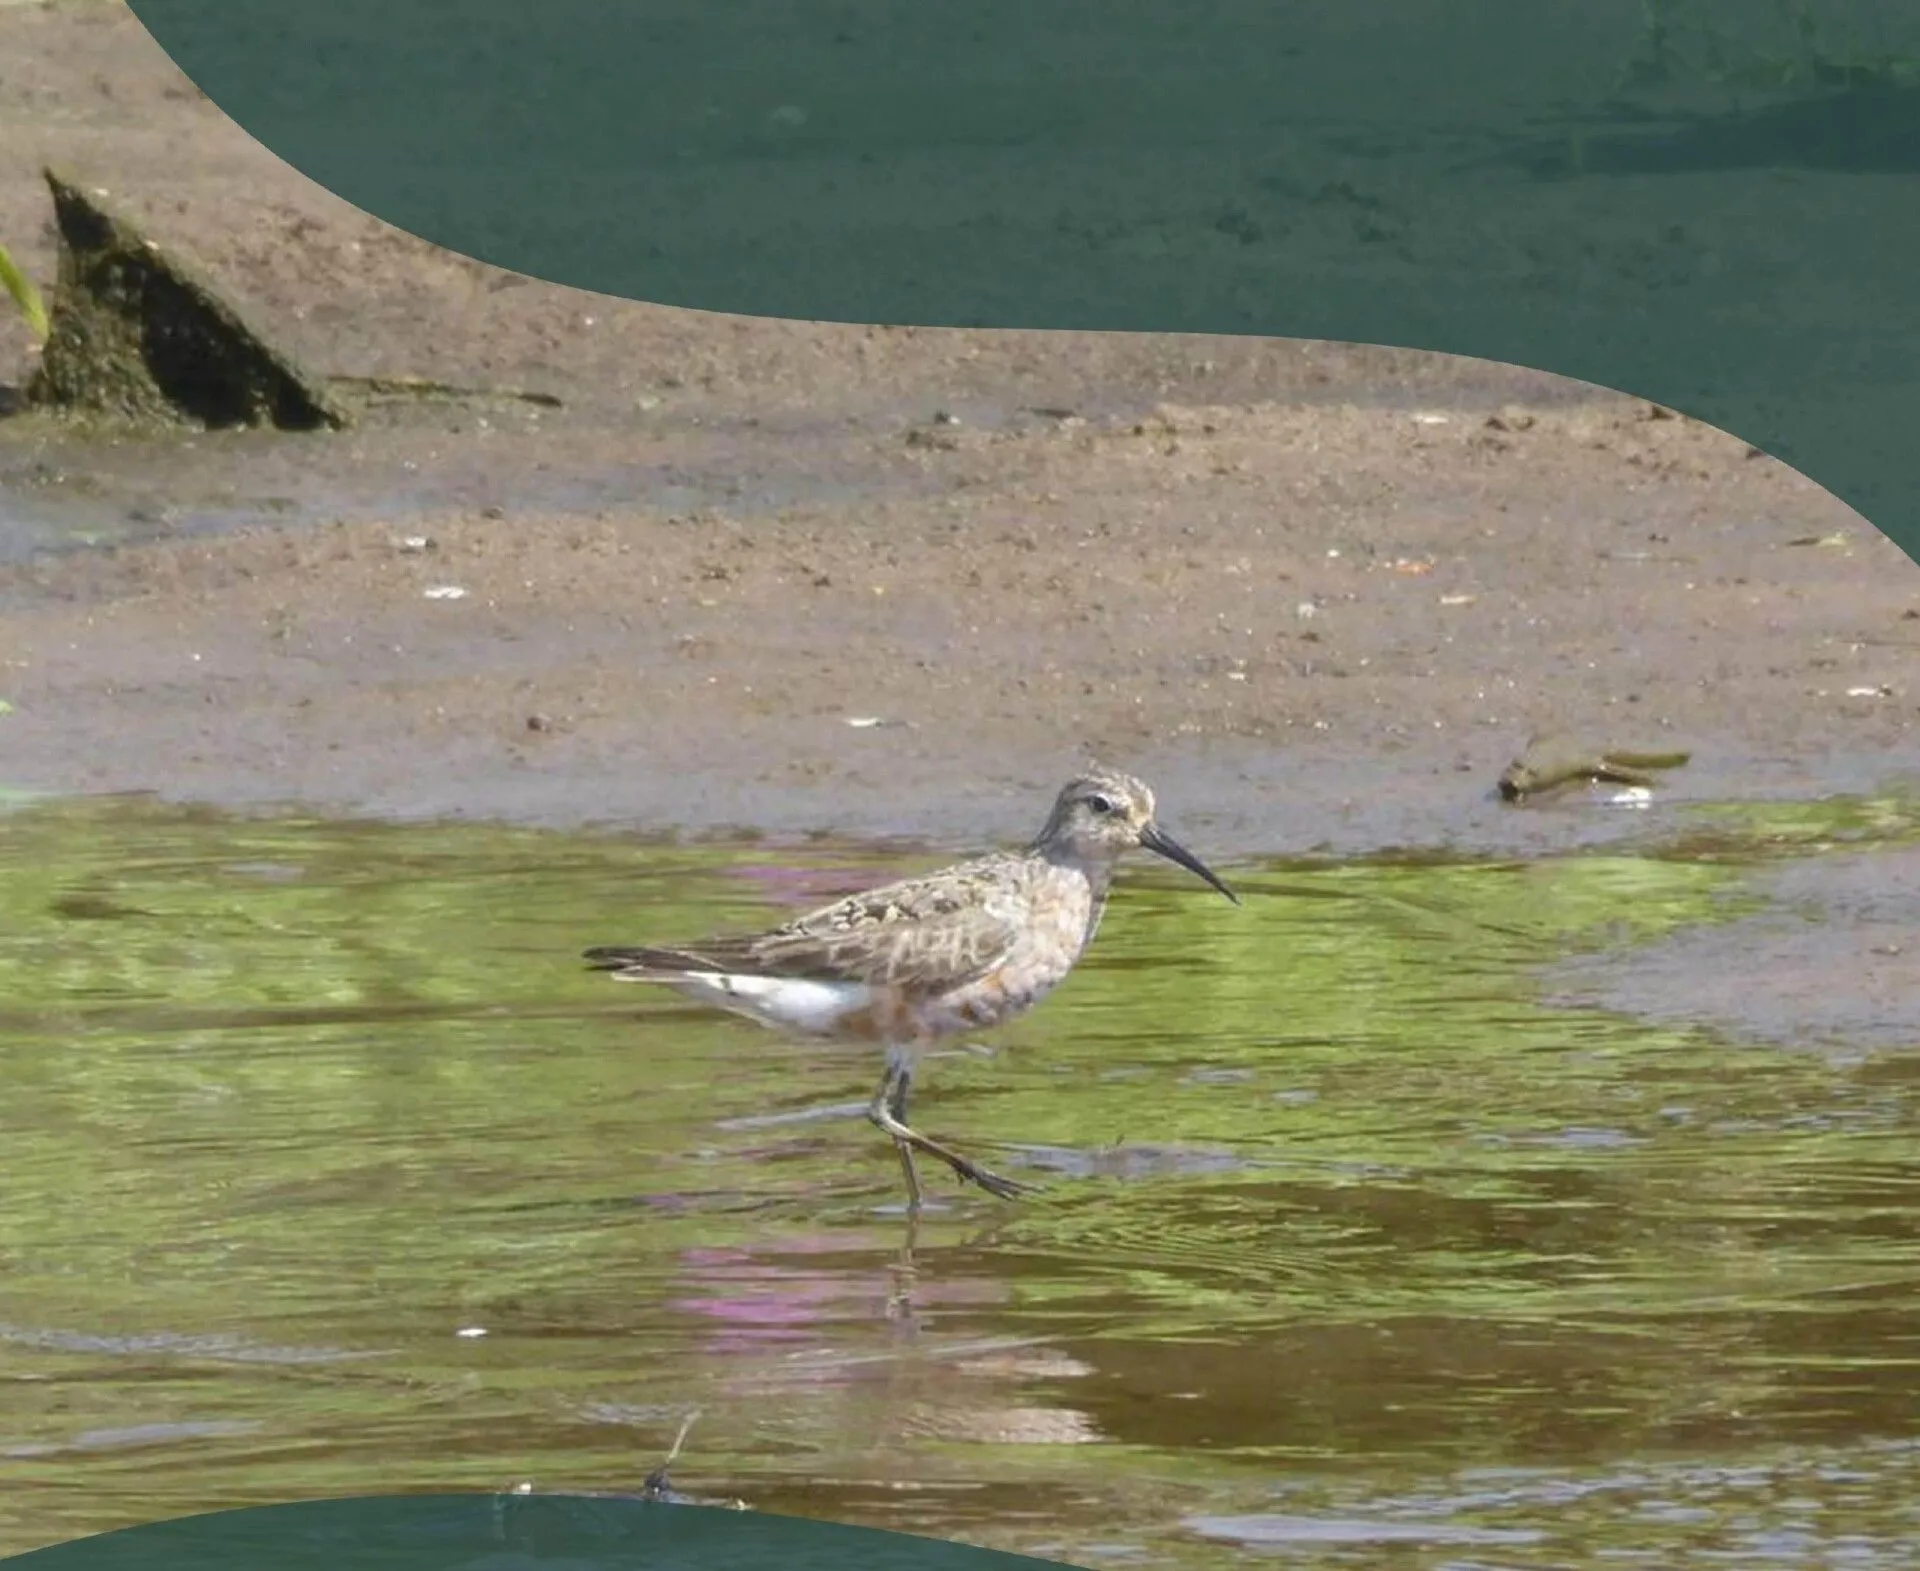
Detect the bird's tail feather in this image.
<box><xmin>582</xmin><ymin>945</ymin><xmax>722</xmax><ymax>976</ymax></box>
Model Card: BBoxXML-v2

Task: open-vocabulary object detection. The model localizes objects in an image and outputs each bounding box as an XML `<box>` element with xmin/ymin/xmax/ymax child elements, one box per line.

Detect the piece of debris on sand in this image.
<box><xmin>1498</xmin><ymin>732</ymin><xmax>1692</xmax><ymax>803</ymax></box>
<box><xmin>26</xmin><ymin>166</ymin><xmax>349</xmax><ymax>433</ymax></box>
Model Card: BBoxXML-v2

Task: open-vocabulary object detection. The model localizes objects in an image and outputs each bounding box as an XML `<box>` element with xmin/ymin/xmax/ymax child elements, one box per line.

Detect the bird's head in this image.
<box><xmin>1035</xmin><ymin>769</ymin><xmax>1238</xmax><ymax>903</ymax></box>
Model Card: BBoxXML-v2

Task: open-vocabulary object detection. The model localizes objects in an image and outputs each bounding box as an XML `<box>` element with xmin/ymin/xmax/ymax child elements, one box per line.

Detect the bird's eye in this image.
<box><xmin>1086</xmin><ymin>793</ymin><xmax>1117</xmax><ymax>815</ymax></box>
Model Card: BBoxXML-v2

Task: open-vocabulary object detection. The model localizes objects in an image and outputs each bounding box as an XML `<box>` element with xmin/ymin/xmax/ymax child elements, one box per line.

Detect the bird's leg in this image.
<box><xmin>870</xmin><ymin>1055</ymin><xmax>925</xmax><ymax>1213</ymax></box>
<box><xmin>867</xmin><ymin>1048</ymin><xmax>1034</xmax><ymax>1204</ymax></box>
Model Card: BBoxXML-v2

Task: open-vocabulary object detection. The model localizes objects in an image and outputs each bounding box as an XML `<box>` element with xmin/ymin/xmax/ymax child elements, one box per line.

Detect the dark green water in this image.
<box><xmin>4</xmin><ymin>793</ymin><xmax>1920</xmax><ymax>1568</ymax></box>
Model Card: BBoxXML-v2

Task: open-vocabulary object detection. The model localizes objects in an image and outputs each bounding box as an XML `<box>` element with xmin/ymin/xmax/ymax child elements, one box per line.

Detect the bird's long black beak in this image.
<box><xmin>1140</xmin><ymin>822</ymin><xmax>1240</xmax><ymax>905</ymax></box>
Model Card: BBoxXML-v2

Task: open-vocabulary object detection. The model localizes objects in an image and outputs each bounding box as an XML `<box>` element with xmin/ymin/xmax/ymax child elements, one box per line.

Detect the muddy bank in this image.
<box><xmin>1</xmin><ymin>392</ymin><xmax>1916</xmax><ymax>860</ymax></box>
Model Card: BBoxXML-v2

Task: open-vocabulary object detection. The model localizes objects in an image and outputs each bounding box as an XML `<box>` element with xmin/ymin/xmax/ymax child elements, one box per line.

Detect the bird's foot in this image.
<box><xmin>941</xmin><ymin>1152</ymin><xmax>1038</xmax><ymax>1201</ymax></box>
<box><xmin>871</xmin><ymin>1096</ymin><xmax>1037</xmax><ymax>1204</ymax></box>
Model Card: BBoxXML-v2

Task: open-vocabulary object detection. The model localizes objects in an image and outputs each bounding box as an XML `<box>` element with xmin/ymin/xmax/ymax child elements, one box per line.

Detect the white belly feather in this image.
<box><xmin>661</xmin><ymin>972</ymin><xmax>873</xmax><ymax>1036</ymax></box>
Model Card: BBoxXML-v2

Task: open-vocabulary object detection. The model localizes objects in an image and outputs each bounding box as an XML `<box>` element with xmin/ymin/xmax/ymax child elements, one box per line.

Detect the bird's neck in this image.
<box><xmin>1034</xmin><ymin>843</ymin><xmax>1118</xmax><ymax>917</ymax></box>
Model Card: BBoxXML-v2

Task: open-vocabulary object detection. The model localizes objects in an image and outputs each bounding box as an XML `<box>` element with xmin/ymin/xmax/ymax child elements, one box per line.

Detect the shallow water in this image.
<box><xmin>3</xmin><ymin>792</ymin><xmax>1920</xmax><ymax>1567</ymax></box>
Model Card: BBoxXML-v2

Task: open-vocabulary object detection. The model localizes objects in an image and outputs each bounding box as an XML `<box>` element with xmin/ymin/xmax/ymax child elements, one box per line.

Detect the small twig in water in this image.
<box><xmin>641</xmin><ymin>1408</ymin><xmax>702</xmax><ymax>1500</ymax></box>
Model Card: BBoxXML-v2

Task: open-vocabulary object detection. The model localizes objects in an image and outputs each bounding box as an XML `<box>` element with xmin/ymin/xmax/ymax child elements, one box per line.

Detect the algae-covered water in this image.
<box><xmin>4</xmin><ymin>792</ymin><xmax>1920</xmax><ymax>1568</ymax></box>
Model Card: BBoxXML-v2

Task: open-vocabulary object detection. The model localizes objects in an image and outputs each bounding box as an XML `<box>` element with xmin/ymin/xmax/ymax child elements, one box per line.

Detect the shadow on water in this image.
<box><xmin>4</xmin><ymin>791</ymin><xmax>1920</xmax><ymax>1566</ymax></box>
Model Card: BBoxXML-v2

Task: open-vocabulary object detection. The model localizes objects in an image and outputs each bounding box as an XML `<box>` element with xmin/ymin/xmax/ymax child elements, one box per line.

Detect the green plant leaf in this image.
<box><xmin>0</xmin><ymin>238</ymin><xmax>50</xmax><ymax>343</ymax></box>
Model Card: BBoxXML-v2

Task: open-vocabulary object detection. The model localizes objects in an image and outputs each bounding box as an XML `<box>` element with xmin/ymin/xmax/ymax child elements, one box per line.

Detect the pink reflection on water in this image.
<box><xmin>671</xmin><ymin>1245</ymin><xmax>850</xmax><ymax>1344</ymax></box>
<box><xmin>672</xmin><ymin>1237</ymin><xmax>1005</xmax><ymax>1361</ymax></box>
<box><xmin>725</xmin><ymin>862</ymin><xmax>883</xmax><ymax>910</ymax></box>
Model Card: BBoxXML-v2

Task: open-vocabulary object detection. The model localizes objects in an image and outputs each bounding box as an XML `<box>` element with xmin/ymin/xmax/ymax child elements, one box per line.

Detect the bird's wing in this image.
<box><xmin>586</xmin><ymin>856</ymin><xmax>1028</xmax><ymax>992</ymax></box>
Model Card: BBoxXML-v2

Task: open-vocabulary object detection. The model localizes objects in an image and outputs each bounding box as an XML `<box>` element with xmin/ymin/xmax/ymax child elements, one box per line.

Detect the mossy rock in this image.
<box><xmin>25</xmin><ymin>167</ymin><xmax>349</xmax><ymax>432</ymax></box>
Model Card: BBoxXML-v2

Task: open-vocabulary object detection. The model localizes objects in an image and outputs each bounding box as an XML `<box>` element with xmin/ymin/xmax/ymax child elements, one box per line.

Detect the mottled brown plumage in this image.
<box><xmin>586</xmin><ymin>769</ymin><xmax>1238</xmax><ymax>1210</ymax></box>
